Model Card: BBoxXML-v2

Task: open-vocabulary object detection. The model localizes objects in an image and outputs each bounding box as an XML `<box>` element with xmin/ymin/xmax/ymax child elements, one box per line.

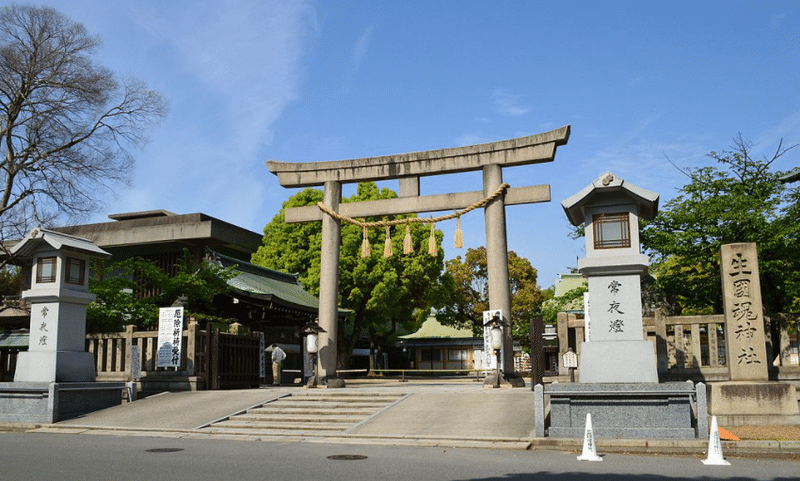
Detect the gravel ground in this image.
<box><xmin>726</xmin><ymin>425</ymin><xmax>800</xmax><ymax>441</ymax></box>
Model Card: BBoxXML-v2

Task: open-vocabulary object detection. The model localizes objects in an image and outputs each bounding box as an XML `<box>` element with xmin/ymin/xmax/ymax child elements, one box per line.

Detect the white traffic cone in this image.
<box><xmin>577</xmin><ymin>412</ymin><xmax>603</xmax><ymax>461</ymax></box>
<box><xmin>701</xmin><ymin>415</ymin><xmax>730</xmax><ymax>466</ymax></box>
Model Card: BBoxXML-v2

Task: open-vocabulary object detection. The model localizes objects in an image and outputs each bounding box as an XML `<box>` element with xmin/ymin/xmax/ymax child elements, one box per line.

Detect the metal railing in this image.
<box><xmin>369</xmin><ymin>368</ymin><xmax>487</xmax><ymax>382</ymax></box>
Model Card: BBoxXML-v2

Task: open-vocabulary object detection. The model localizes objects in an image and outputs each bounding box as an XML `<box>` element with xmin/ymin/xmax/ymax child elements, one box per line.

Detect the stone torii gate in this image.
<box><xmin>267</xmin><ymin>125</ymin><xmax>570</xmax><ymax>386</ymax></box>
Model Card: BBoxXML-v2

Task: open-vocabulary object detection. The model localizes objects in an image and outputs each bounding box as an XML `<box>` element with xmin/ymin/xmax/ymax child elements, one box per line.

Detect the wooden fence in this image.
<box><xmin>84</xmin><ymin>323</ymin><xmax>262</xmax><ymax>394</ymax></box>
<box><xmin>85</xmin><ymin>323</ymin><xmax>207</xmax><ymax>393</ymax></box>
<box><xmin>556</xmin><ymin>309</ymin><xmax>800</xmax><ymax>382</ymax></box>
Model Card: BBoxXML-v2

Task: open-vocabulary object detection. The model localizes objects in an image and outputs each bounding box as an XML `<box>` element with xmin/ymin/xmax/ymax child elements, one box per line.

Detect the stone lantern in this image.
<box><xmin>11</xmin><ymin>228</ymin><xmax>111</xmax><ymax>383</ymax></box>
<box><xmin>536</xmin><ymin>172</ymin><xmax>706</xmax><ymax>440</ymax></box>
<box><xmin>561</xmin><ymin>172</ymin><xmax>659</xmax><ymax>383</ymax></box>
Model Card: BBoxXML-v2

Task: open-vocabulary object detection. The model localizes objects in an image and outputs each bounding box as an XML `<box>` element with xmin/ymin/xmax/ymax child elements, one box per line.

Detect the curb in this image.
<box><xmin>4</xmin><ymin>423</ymin><xmax>800</xmax><ymax>458</ymax></box>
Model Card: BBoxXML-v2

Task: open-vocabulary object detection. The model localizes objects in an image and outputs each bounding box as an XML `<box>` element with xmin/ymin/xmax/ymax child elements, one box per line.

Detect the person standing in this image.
<box><xmin>271</xmin><ymin>343</ymin><xmax>286</xmax><ymax>386</ymax></box>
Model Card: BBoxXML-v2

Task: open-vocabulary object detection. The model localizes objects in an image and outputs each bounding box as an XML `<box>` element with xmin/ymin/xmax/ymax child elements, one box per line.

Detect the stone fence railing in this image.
<box><xmin>556</xmin><ymin>309</ymin><xmax>800</xmax><ymax>383</ymax></box>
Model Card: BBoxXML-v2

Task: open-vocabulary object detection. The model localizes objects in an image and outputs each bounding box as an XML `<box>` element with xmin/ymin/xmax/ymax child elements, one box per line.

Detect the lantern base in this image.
<box><xmin>14</xmin><ymin>351</ymin><xmax>96</xmax><ymax>383</ymax></box>
<box><xmin>483</xmin><ymin>371</ymin><xmax>526</xmax><ymax>388</ymax></box>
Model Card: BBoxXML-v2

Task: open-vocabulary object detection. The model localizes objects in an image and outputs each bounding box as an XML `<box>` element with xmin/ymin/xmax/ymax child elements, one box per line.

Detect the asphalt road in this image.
<box><xmin>1</xmin><ymin>432</ymin><xmax>797</xmax><ymax>481</ymax></box>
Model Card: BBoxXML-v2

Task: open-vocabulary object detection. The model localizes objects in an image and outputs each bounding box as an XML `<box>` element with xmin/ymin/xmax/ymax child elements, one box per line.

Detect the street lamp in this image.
<box><xmin>484</xmin><ymin>314</ymin><xmax>506</xmax><ymax>388</ymax></box>
<box><xmin>301</xmin><ymin>319</ymin><xmax>326</xmax><ymax>388</ymax></box>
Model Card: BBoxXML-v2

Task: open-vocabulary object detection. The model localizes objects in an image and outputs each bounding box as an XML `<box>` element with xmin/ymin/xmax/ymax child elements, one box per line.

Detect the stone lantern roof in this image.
<box><xmin>561</xmin><ymin>172</ymin><xmax>659</xmax><ymax>226</ymax></box>
<box><xmin>10</xmin><ymin>228</ymin><xmax>111</xmax><ymax>259</ymax></box>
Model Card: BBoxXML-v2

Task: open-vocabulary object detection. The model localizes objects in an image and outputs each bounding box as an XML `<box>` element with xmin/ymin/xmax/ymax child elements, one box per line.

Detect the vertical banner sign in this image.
<box><xmin>258</xmin><ymin>331</ymin><xmax>266</xmax><ymax>382</ymax></box>
<box><xmin>304</xmin><ymin>350</ymin><xmax>314</xmax><ymax>378</ymax></box>
<box><xmin>157</xmin><ymin>307</ymin><xmax>184</xmax><ymax>368</ymax></box>
<box><xmin>583</xmin><ymin>292</ymin><xmax>591</xmax><ymax>341</ymax></box>
<box><xmin>130</xmin><ymin>344</ymin><xmax>141</xmax><ymax>379</ymax></box>
<box><xmin>482</xmin><ymin>309</ymin><xmax>503</xmax><ymax>371</ymax></box>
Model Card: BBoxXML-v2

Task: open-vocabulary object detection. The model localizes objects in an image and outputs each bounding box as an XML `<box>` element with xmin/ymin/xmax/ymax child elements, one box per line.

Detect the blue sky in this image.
<box><xmin>53</xmin><ymin>0</ymin><xmax>800</xmax><ymax>288</ymax></box>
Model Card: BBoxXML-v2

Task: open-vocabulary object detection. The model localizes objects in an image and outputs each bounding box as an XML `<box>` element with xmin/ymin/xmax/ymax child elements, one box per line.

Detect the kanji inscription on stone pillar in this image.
<box><xmin>720</xmin><ymin>243</ymin><xmax>768</xmax><ymax>381</ymax></box>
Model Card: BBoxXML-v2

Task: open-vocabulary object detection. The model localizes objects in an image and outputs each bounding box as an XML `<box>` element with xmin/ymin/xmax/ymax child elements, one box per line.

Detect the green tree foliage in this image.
<box><xmin>435</xmin><ymin>246</ymin><xmax>545</xmax><ymax>338</ymax></box>
<box><xmin>641</xmin><ymin>135</ymin><xmax>799</xmax><ymax>316</ymax></box>
<box><xmin>540</xmin><ymin>283</ymin><xmax>587</xmax><ymax>325</ymax></box>
<box><xmin>0</xmin><ymin>265</ymin><xmax>20</xmax><ymax>298</ymax></box>
<box><xmin>87</xmin><ymin>249</ymin><xmax>235</xmax><ymax>332</ymax></box>
<box><xmin>252</xmin><ymin>182</ymin><xmax>446</xmax><ymax>368</ymax></box>
<box><xmin>252</xmin><ymin>188</ymin><xmax>324</xmax><ymax>294</ymax></box>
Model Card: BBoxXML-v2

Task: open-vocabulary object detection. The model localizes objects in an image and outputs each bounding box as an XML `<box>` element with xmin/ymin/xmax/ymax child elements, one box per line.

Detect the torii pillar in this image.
<box><xmin>268</xmin><ymin>126</ymin><xmax>570</xmax><ymax>387</ymax></box>
<box><xmin>318</xmin><ymin>180</ymin><xmax>342</xmax><ymax>385</ymax></box>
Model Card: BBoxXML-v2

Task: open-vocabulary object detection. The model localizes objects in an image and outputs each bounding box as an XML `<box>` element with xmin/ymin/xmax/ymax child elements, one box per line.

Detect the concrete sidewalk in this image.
<box><xmin>2</xmin><ymin>379</ymin><xmax>800</xmax><ymax>459</ymax></box>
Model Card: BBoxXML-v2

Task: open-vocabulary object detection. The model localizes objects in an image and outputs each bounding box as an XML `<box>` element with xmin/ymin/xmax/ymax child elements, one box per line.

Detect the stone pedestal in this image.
<box><xmin>0</xmin><ymin>382</ymin><xmax>127</xmax><ymax>423</ymax></box>
<box><xmin>577</xmin><ymin>257</ymin><xmax>659</xmax><ymax>384</ymax></box>
<box><xmin>578</xmin><ymin>341</ymin><xmax>658</xmax><ymax>384</ymax></box>
<box><xmin>708</xmin><ymin>382</ymin><xmax>800</xmax><ymax>426</ymax></box>
<box><xmin>544</xmin><ymin>382</ymin><xmax>706</xmax><ymax>439</ymax></box>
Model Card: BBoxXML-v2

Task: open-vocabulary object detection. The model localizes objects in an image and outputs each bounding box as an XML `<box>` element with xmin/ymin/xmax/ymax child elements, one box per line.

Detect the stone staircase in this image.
<box><xmin>200</xmin><ymin>391</ymin><xmax>407</xmax><ymax>437</ymax></box>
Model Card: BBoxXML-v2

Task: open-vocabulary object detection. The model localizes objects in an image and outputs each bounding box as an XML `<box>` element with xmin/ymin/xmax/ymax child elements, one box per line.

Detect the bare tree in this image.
<box><xmin>0</xmin><ymin>4</ymin><xmax>167</xmax><ymax>245</ymax></box>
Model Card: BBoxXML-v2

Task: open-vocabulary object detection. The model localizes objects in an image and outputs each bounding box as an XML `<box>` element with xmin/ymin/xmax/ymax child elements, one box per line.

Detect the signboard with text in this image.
<box><xmin>157</xmin><ymin>307</ymin><xmax>184</xmax><ymax>368</ymax></box>
<box><xmin>482</xmin><ymin>309</ymin><xmax>503</xmax><ymax>371</ymax></box>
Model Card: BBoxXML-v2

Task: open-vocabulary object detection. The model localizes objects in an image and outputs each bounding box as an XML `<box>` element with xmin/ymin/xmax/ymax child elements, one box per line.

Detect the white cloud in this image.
<box><xmin>582</xmin><ymin>139</ymin><xmax>708</xmax><ymax>200</ymax></box>
<box><xmin>72</xmin><ymin>0</ymin><xmax>317</xmax><ymax>233</ymax></box>
<box><xmin>753</xmin><ymin>108</ymin><xmax>800</xmax><ymax>167</ymax></box>
<box><xmin>492</xmin><ymin>89</ymin><xmax>530</xmax><ymax>117</ymax></box>
<box><xmin>456</xmin><ymin>133</ymin><xmax>486</xmax><ymax>146</ymax></box>
<box><xmin>352</xmin><ymin>25</ymin><xmax>375</xmax><ymax>72</ymax></box>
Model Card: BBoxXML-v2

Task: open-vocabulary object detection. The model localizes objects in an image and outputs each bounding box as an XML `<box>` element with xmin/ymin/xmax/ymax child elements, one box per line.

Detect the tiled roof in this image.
<box><xmin>208</xmin><ymin>249</ymin><xmax>349</xmax><ymax>317</ymax></box>
<box><xmin>0</xmin><ymin>328</ymin><xmax>29</xmax><ymax>348</ymax></box>
<box><xmin>401</xmin><ymin>316</ymin><xmax>476</xmax><ymax>339</ymax></box>
<box><xmin>780</xmin><ymin>167</ymin><xmax>800</xmax><ymax>183</ymax></box>
<box><xmin>208</xmin><ymin>249</ymin><xmax>320</xmax><ymax>312</ymax></box>
<box><xmin>227</xmin><ymin>267</ymin><xmax>322</xmax><ymax>312</ymax></box>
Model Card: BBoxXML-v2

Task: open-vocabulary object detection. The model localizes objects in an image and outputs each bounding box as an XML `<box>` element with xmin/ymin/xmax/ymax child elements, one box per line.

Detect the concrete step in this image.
<box><xmin>284</xmin><ymin>396</ymin><xmax>404</xmax><ymax>403</ymax></box>
<box><xmin>248</xmin><ymin>407</ymin><xmax>377</xmax><ymax>416</ymax></box>
<box><xmin>201</xmin><ymin>427</ymin><xmax>345</xmax><ymax>437</ymax></box>
<box><xmin>263</xmin><ymin>401</ymin><xmax>391</xmax><ymax>409</ymax></box>
<box><xmin>233</xmin><ymin>413</ymin><xmax>365</xmax><ymax>423</ymax></box>
<box><xmin>211</xmin><ymin>420</ymin><xmax>352</xmax><ymax>431</ymax></box>
<box><xmin>291</xmin><ymin>391</ymin><xmax>403</xmax><ymax>397</ymax></box>
<box><xmin>201</xmin><ymin>391</ymin><xmax>407</xmax><ymax>438</ymax></box>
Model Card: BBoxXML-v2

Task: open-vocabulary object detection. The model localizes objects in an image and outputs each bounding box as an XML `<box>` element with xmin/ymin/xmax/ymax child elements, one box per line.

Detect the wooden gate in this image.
<box><xmin>204</xmin><ymin>329</ymin><xmax>262</xmax><ymax>390</ymax></box>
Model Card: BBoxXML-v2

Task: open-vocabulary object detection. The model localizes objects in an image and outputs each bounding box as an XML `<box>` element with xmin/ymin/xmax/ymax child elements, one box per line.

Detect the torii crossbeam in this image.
<box><xmin>267</xmin><ymin>125</ymin><xmax>570</xmax><ymax>386</ymax></box>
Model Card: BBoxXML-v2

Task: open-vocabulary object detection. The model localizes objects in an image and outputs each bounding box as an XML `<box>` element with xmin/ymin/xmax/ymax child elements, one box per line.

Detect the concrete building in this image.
<box><xmin>54</xmin><ymin>209</ymin><xmax>262</xmax><ymax>273</ymax></box>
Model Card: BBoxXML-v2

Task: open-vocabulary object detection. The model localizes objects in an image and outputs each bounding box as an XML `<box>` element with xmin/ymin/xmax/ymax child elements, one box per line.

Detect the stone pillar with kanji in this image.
<box><xmin>561</xmin><ymin>172</ymin><xmax>660</xmax><ymax>383</ymax></box>
<box><xmin>709</xmin><ymin>242</ymin><xmax>799</xmax><ymax>424</ymax></box>
<box><xmin>720</xmin><ymin>243</ymin><xmax>769</xmax><ymax>381</ymax></box>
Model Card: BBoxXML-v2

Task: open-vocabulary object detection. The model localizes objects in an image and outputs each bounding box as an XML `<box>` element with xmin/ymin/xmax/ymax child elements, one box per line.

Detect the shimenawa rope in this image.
<box><xmin>316</xmin><ymin>182</ymin><xmax>511</xmax><ymax>256</ymax></box>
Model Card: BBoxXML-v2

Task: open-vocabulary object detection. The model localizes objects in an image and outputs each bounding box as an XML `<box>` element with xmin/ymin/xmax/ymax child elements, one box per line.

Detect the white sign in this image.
<box><xmin>157</xmin><ymin>307</ymin><xmax>184</xmax><ymax>368</ymax></box>
<box><xmin>130</xmin><ymin>344</ymin><xmax>141</xmax><ymax>379</ymax></box>
<box><xmin>563</xmin><ymin>350</ymin><xmax>578</xmax><ymax>368</ymax></box>
<box><xmin>482</xmin><ymin>309</ymin><xmax>503</xmax><ymax>371</ymax></box>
